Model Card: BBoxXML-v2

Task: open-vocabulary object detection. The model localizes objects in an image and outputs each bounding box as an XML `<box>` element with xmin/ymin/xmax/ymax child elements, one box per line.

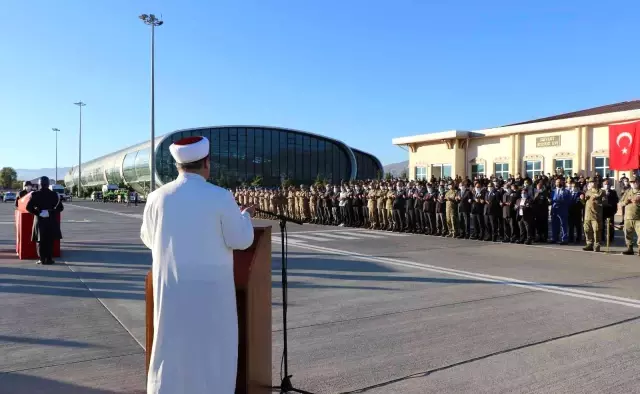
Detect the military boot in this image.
<box><xmin>622</xmin><ymin>246</ymin><xmax>634</xmax><ymax>255</ymax></box>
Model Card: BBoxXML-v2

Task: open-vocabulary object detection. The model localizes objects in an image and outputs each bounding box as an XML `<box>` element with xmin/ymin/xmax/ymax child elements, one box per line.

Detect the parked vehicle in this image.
<box><xmin>50</xmin><ymin>184</ymin><xmax>68</xmax><ymax>201</ymax></box>
<box><xmin>3</xmin><ymin>192</ymin><xmax>16</xmax><ymax>202</ymax></box>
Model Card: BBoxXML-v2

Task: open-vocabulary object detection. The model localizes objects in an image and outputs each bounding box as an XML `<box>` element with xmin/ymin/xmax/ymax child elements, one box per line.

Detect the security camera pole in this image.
<box><xmin>73</xmin><ymin>101</ymin><xmax>86</xmax><ymax>197</ymax></box>
<box><xmin>139</xmin><ymin>13</ymin><xmax>163</xmax><ymax>192</ymax></box>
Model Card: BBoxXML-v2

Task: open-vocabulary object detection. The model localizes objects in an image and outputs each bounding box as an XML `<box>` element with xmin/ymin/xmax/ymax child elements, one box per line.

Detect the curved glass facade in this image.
<box><xmin>65</xmin><ymin>125</ymin><xmax>381</xmax><ymax>194</ymax></box>
<box><xmin>157</xmin><ymin>126</ymin><xmax>355</xmax><ymax>186</ymax></box>
<box><xmin>352</xmin><ymin>148</ymin><xmax>384</xmax><ymax>180</ymax></box>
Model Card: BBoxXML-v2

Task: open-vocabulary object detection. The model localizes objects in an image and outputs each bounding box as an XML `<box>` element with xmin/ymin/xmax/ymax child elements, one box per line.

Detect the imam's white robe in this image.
<box><xmin>141</xmin><ymin>173</ymin><xmax>254</xmax><ymax>394</ymax></box>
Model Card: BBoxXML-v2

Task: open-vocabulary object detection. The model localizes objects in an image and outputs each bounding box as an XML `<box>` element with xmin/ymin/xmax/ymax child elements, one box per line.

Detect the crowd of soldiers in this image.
<box><xmin>234</xmin><ymin>170</ymin><xmax>640</xmax><ymax>255</ymax></box>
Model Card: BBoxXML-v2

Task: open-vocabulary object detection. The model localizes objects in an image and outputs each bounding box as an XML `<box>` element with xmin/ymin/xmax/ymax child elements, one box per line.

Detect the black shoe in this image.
<box><xmin>622</xmin><ymin>248</ymin><xmax>634</xmax><ymax>255</ymax></box>
<box><xmin>525</xmin><ymin>240</ymin><xmax>532</xmax><ymax>245</ymax></box>
<box><xmin>583</xmin><ymin>245</ymin><xmax>593</xmax><ymax>251</ymax></box>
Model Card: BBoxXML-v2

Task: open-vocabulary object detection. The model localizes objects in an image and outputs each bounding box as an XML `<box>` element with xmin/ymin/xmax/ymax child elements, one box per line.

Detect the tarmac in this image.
<box><xmin>1</xmin><ymin>200</ymin><xmax>640</xmax><ymax>393</ymax></box>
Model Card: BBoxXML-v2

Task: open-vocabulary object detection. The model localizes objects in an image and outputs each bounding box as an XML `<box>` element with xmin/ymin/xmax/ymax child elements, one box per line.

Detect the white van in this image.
<box><xmin>50</xmin><ymin>184</ymin><xmax>68</xmax><ymax>201</ymax></box>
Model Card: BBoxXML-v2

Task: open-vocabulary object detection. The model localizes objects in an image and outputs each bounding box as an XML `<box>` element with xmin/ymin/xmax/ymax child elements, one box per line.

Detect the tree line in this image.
<box><xmin>0</xmin><ymin>167</ymin><xmax>65</xmax><ymax>190</ymax></box>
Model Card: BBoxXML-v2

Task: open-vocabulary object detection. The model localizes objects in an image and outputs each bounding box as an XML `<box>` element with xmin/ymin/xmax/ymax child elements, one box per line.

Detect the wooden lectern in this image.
<box><xmin>145</xmin><ymin>226</ymin><xmax>272</xmax><ymax>394</ymax></box>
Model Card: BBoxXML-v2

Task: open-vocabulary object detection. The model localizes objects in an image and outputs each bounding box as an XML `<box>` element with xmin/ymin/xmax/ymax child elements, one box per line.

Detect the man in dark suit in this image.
<box><xmin>484</xmin><ymin>182</ymin><xmax>501</xmax><ymax>241</ymax></box>
<box><xmin>568</xmin><ymin>180</ymin><xmax>584</xmax><ymax>243</ymax></box>
<box><xmin>15</xmin><ymin>181</ymin><xmax>33</xmax><ymax>208</ymax></box>
<box><xmin>532</xmin><ymin>180</ymin><xmax>549</xmax><ymax>242</ymax></box>
<box><xmin>550</xmin><ymin>178</ymin><xmax>571</xmax><ymax>244</ymax></box>
<box><xmin>26</xmin><ymin>177</ymin><xmax>64</xmax><ymax>265</ymax></box>
<box><xmin>502</xmin><ymin>183</ymin><xmax>518</xmax><ymax>242</ymax></box>
<box><xmin>471</xmin><ymin>182</ymin><xmax>486</xmax><ymax>240</ymax></box>
<box><xmin>456</xmin><ymin>181</ymin><xmax>472</xmax><ymax>239</ymax></box>
<box><xmin>423</xmin><ymin>183</ymin><xmax>437</xmax><ymax>235</ymax></box>
<box><xmin>601</xmin><ymin>178</ymin><xmax>619</xmax><ymax>244</ymax></box>
<box><xmin>516</xmin><ymin>189</ymin><xmax>535</xmax><ymax>245</ymax></box>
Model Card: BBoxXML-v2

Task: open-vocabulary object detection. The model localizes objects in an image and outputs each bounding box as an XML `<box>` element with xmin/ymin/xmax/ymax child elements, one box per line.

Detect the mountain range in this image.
<box><xmin>383</xmin><ymin>160</ymin><xmax>409</xmax><ymax>177</ymax></box>
<box><xmin>16</xmin><ymin>168</ymin><xmax>71</xmax><ymax>182</ymax></box>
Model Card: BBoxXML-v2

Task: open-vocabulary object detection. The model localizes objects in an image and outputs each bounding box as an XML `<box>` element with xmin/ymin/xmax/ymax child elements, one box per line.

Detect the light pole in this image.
<box><xmin>52</xmin><ymin>128</ymin><xmax>60</xmax><ymax>184</ymax></box>
<box><xmin>139</xmin><ymin>13</ymin><xmax>163</xmax><ymax>192</ymax></box>
<box><xmin>74</xmin><ymin>101</ymin><xmax>86</xmax><ymax>197</ymax></box>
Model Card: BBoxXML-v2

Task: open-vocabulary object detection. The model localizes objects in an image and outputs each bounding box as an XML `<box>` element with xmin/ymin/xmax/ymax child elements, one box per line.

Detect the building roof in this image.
<box><xmin>504</xmin><ymin>100</ymin><xmax>640</xmax><ymax>126</ymax></box>
<box><xmin>393</xmin><ymin>100</ymin><xmax>640</xmax><ymax>145</ymax></box>
<box><xmin>392</xmin><ymin>130</ymin><xmax>470</xmax><ymax>146</ymax></box>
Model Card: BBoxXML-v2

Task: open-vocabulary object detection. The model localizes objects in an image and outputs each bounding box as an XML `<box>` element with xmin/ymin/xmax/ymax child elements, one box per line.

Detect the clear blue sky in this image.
<box><xmin>2</xmin><ymin>0</ymin><xmax>640</xmax><ymax>169</ymax></box>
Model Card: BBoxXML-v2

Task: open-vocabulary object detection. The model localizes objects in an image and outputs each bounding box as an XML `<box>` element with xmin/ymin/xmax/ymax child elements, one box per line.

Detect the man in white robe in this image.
<box><xmin>141</xmin><ymin>136</ymin><xmax>255</xmax><ymax>394</ymax></box>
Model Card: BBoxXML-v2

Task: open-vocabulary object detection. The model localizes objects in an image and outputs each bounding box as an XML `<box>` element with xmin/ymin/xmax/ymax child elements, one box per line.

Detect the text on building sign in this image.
<box><xmin>535</xmin><ymin>135</ymin><xmax>561</xmax><ymax>147</ymax></box>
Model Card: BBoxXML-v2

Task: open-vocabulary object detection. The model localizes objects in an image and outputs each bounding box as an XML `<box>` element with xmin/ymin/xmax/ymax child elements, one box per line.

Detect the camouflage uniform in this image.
<box><xmin>445</xmin><ymin>187</ymin><xmax>458</xmax><ymax>237</ymax></box>
<box><xmin>621</xmin><ymin>187</ymin><xmax>640</xmax><ymax>255</ymax></box>
<box><xmin>583</xmin><ymin>187</ymin><xmax>606</xmax><ymax>251</ymax></box>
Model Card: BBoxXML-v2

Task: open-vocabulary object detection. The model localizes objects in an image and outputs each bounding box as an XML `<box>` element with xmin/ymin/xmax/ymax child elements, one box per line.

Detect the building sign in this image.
<box><xmin>536</xmin><ymin>135</ymin><xmax>561</xmax><ymax>148</ymax></box>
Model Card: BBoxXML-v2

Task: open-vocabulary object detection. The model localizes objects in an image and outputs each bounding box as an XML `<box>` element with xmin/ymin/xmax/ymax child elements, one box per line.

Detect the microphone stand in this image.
<box><xmin>241</xmin><ymin>204</ymin><xmax>313</xmax><ymax>393</ymax></box>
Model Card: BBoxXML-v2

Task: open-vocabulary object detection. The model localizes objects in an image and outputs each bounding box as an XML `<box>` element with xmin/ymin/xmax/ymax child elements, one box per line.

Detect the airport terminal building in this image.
<box><xmin>392</xmin><ymin>101</ymin><xmax>640</xmax><ymax>184</ymax></box>
<box><xmin>64</xmin><ymin>126</ymin><xmax>383</xmax><ymax>194</ymax></box>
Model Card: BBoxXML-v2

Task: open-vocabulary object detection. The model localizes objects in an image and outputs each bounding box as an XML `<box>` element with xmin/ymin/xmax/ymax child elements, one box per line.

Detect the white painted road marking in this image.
<box><xmin>274</xmin><ymin>240</ymin><xmax>640</xmax><ymax>309</ymax></box>
<box><xmin>286</xmin><ymin>233</ymin><xmax>332</xmax><ymax>241</ymax></box>
<box><xmin>65</xmin><ymin>203</ymin><xmax>142</xmax><ymax>219</ymax></box>
<box><xmin>308</xmin><ymin>232</ymin><xmax>361</xmax><ymax>240</ymax></box>
<box><xmin>58</xmin><ymin>205</ymin><xmax>639</xmax><ymax>309</ymax></box>
<box><xmin>346</xmin><ymin>231</ymin><xmax>385</xmax><ymax>239</ymax></box>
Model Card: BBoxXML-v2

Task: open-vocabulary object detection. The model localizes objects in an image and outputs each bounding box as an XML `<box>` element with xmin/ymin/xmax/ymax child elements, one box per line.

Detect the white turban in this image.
<box><xmin>169</xmin><ymin>136</ymin><xmax>210</xmax><ymax>164</ymax></box>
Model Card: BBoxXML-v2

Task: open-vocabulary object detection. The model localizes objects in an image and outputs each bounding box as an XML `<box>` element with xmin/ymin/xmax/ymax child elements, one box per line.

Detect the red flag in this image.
<box><xmin>609</xmin><ymin>121</ymin><xmax>640</xmax><ymax>170</ymax></box>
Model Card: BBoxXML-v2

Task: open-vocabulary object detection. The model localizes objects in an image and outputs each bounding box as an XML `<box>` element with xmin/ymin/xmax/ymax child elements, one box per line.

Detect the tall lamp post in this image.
<box><xmin>139</xmin><ymin>13</ymin><xmax>163</xmax><ymax>192</ymax></box>
<box><xmin>74</xmin><ymin>101</ymin><xmax>86</xmax><ymax>197</ymax></box>
<box><xmin>52</xmin><ymin>128</ymin><xmax>60</xmax><ymax>184</ymax></box>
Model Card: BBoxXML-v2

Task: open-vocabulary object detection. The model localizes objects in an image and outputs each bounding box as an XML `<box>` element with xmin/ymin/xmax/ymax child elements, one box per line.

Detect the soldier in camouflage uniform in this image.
<box><xmin>385</xmin><ymin>186</ymin><xmax>395</xmax><ymax>231</ymax></box>
<box><xmin>445</xmin><ymin>182</ymin><xmax>458</xmax><ymax>238</ymax></box>
<box><xmin>309</xmin><ymin>186</ymin><xmax>318</xmax><ymax>223</ymax></box>
<box><xmin>621</xmin><ymin>177</ymin><xmax>640</xmax><ymax>255</ymax></box>
<box><xmin>277</xmin><ymin>188</ymin><xmax>286</xmax><ymax>216</ymax></box>
<box><xmin>582</xmin><ymin>178</ymin><xmax>606</xmax><ymax>252</ymax></box>
<box><xmin>287</xmin><ymin>187</ymin><xmax>295</xmax><ymax>218</ymax></box>
<box><xmin>368</xmin><ymin>183</ymin><xmax>378</xmax><ymax>229</ymax></box>
<box><xmin>301</xmin><ymin>185</ymin><xmax>311</xmax><ymax>222</ymax></box>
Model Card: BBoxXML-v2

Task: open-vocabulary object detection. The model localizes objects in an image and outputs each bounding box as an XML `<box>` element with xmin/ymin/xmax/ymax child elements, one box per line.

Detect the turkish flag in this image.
<box><xmin>609</xmin><ymin>121</ymin><xmax>640</xmax><ymax>170</ymax></box>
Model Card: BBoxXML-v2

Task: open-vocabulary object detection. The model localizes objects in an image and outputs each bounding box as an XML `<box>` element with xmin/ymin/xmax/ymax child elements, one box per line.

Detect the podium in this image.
<box><xmin>145</xmin><ymin>226</ymin><xmax>272</xmax><ymax>394</ymax></box>
<box><xmin>15</xmin><ymin>193</ymin><xmax>61</xmax><ymax>260</ymax></box>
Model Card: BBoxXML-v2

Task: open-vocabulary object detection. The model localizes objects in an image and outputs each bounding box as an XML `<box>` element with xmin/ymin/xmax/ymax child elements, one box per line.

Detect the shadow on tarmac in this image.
<box><xmin>273</xmin><ymin>252</ymin><xmax>608</xmax><ymax>290</ymax></box>
<box><xmin>0</xmin><ymin>373</ymin><xmax>144</xmax><ymax>394</ymax></box>
<box><xmin>0</xmin><ymin>334</ymin><xmax>108</xmax><ymax>349</ymax></box>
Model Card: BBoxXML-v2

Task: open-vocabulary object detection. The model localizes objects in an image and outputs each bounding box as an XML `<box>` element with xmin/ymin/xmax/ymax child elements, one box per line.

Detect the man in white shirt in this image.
<box><xmin>141</xmin><ymin>136</ymin><xmax>255</xmax><ymax>394</ymax></box>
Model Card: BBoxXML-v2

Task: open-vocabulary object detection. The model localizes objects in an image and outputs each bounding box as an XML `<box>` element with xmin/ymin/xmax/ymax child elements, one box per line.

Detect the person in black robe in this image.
<box><xmin>26</xmin><ymin>177</ymin><xmax>63</xmax><ymax>265</ymax></box>
<box><xmin>15</xmin><ymin>181</ymin><xmax>33</xmax><ymax>208</ymax></box>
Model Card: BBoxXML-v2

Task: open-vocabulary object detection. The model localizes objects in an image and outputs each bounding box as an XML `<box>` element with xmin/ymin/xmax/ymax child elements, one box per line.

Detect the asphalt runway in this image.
<box><xmin>1</xmin><ymin>200</ymin><xmax>640</xmax><ymax>393</ymax></box>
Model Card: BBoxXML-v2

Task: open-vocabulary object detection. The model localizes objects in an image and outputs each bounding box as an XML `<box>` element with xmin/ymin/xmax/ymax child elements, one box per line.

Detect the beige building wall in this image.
<box><xmin>396</xmin><ymin>110</ymin><xmax>640</xmax><ymax>184</ymax></box>
<box><xmin>410</xmin><ymin>142</ymin><xmax>458</xmax><ymax>180</ymax></box>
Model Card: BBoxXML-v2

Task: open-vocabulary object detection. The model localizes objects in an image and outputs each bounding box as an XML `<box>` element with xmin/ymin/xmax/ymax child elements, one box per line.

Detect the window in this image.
<box><xmin>471</xmin><ymin>163</ymin><xmax>485</xmax><ymax>178</ymax></box>
<box><xmin>594</xmin><ymin>157</ymin><xmax>610</xmax><ymax>178</ymax></box>
<box><xmin>554</xmin><ymin>159</ymin><xmax>573</xmax><ymax>177</ymax></box>
<box><xmin>415</xmin><ymin>166</ymin><xmax>427</xmax><ymax>180</ymax></box>
<box><xmin>494</xmin><ymin>163</ymin><xmax>509</xmax><ymax>179</ymax></box>
<box><xmin>442</xmin><ymin>164</ymin><xmax>452</xmax><ymax>178</ymax></box>
<box><xmin>431</xmin><ymin>164</ymin><xmax>452</xmax><ymax>179</ymax></box>
<box><xmin>525</xmin><ymin>160</ymin><xmax>543</xmax><ymax>178</ymax></box>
